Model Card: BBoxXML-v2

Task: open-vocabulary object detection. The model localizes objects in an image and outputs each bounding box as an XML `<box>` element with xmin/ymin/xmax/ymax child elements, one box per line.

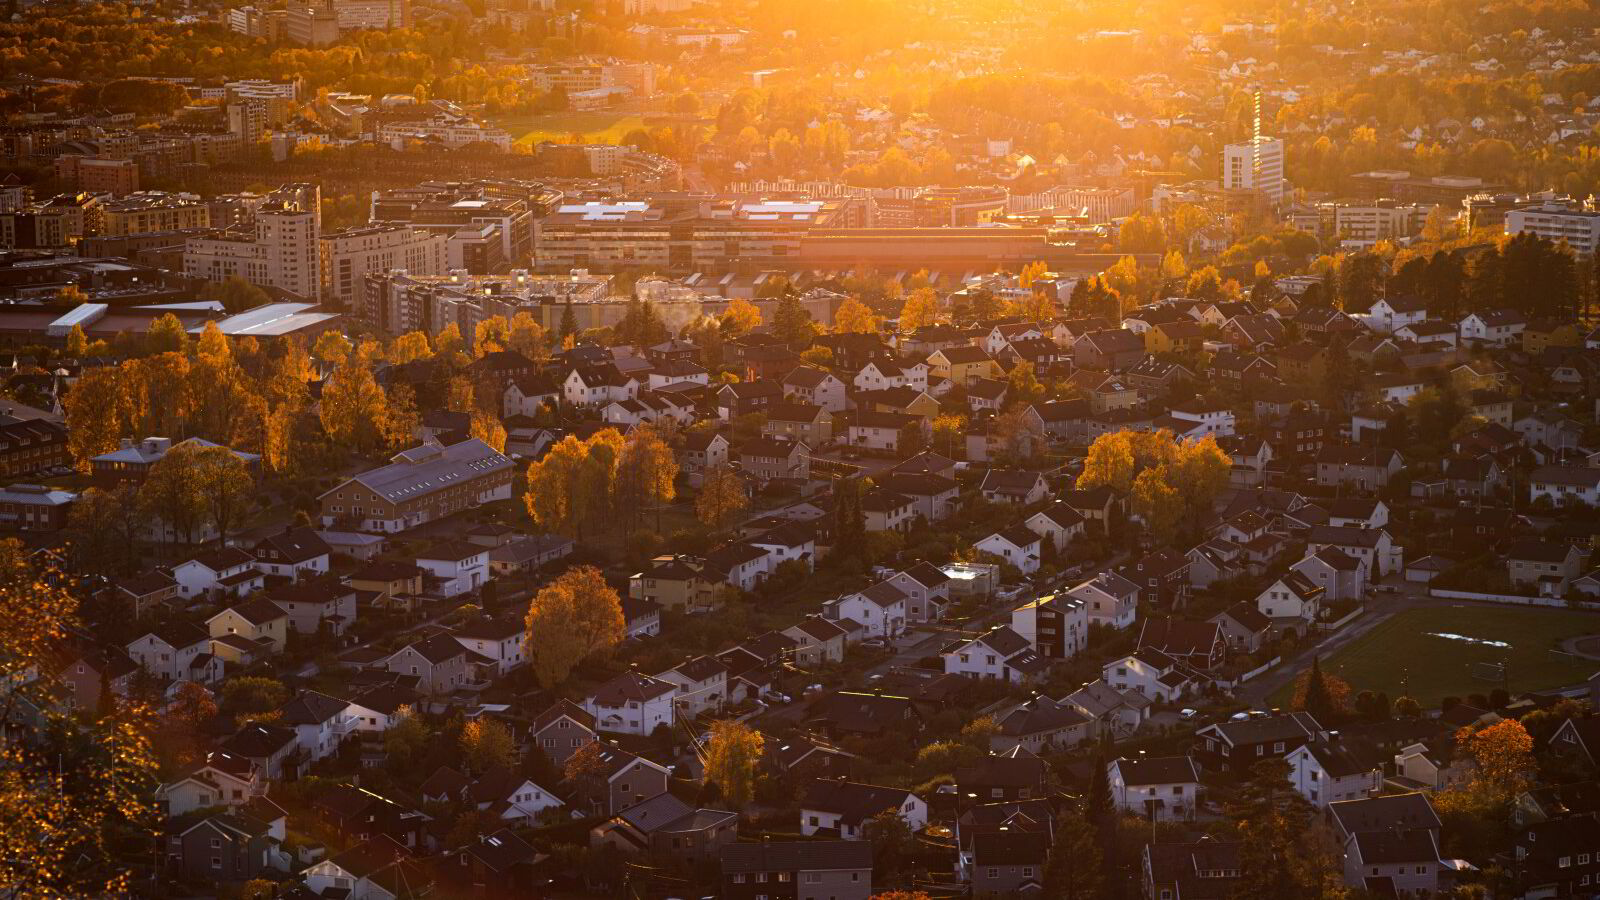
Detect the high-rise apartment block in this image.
<box><xmin>1505</xmin><ymin>201</ymin><xmax>1600</xmax><ymax>255</ymax></box>
<box><xmin>1223</xmin><ymin>138</ymin><xmax>1286</xmax><ymax>205</ymax></box>
<box><xmin>185</xmin><ymin>184</ymin><xmax>322</xmax><ymax>299</ymax></box>
<box><xmin>320</xmin><ymin>225</ymin><xmax>449</xmax><ymax>315</ymax></box>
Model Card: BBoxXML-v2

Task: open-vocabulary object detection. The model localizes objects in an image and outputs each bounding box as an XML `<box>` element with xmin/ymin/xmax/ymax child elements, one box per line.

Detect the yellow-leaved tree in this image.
<box><xmin>524</xmin><ymin>565</ymin><xmax>625</xmax><ymax>688</ymax></box>
<box><xmin>702</xmin><ymin>720</ymin><xmax>765</xmax><ymax>809</ymax></box>
<box><xmin>696</xmin><ymin>464</ymin><xmax>748</xmax><ymax>532</ymax></box>
<box><xmin>898</xmin><ymin>287</ymin><xmax>941</xmax><ymax>331</ymax></box>
<box><xmin>833</xmin><ymin>296</ymin><xmax>882</xmax><ymax>334</ymax></box>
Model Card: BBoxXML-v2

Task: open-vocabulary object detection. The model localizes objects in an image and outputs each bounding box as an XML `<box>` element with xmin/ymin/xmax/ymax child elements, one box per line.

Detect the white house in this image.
<box><xmin>1068</xmin><ymin>571</ymin><xmax>1140</xmax><ymax>630</ymax></box>
<box><xmin>1459</xmin><ymin>309</ymin><xmax>1525</xmax><ymax>347</ymax></box>
<box><xmin>583</xmin><ymin>671</ymin><xmax>676</xmax><ymax>736</ymax></box>
<box><xmin>1025</xmin><ymin>503</ymin><xmax>1087</xmax><ymax>552</ymax></box>
<box><xmin>852</xmin><ymin>358</ymin><xmax>928</xmax><ymax>392</ymax></box>
<box><xmin>1168</xmin><ymin>399</ymin><xmax>1236</xmax><ymax>438</ymax></box>
<box><xmin>173</xmin><ymin>547</ymin><xmax>264</xmax><ymax>599</ymax></box>
<box><xmin>1256</xmin><ymin>571</ymin><xmax>1325</xmax><ymax>628</ymax></box>
<box><xmin>943</xmin><ymin>626</ymin><xmax>1048</xmax><ymax>683</ymax></box>
<box><xmin>1362</xmin><ymin>295</ymin><xmax>1427</xmax><ymax>333</ymax></box>
<box><xmin>277</xmin><ymin>690</ymin><xmax>357</xmax><ymax>763</ymax></box>
<box><xmin>828</xmin><ymin>580</ymin><xmax>909</xmax><ymax>639</ymax></box>
<box><xmin>1529</xmin><ymin>465</ymin><xmax>1600</xmax><ymax>507</ymax></box>
<box><xmin>1103</xmin><ymin>649</ymin><xmax>1197</xmax><ymax>702</ymax></box>
<box><xmin>562</xmin><ymin>364</ymin><xmax>637</xmax><ymax>407</ymax></box>
<box><xmin>416</xmin><ymin>542</ymin><xmax>489</xmax><ymax>597</ymax></box>
<box><xmin>126</xmin><ymin>622</ymin><xmax>218</xmax><ymax>684</ymax></box>
<box><xmin>1108</xmin><ymin>755</ymin><xmax>1201</xmax><ymax>821</ymax></box>
<box><xmin>1291</xmin><ymin>548</ymin><xmax>1367</xmax><ymax>603</ymax></box>
<box><xmin>1287</xmin><ymin>739</ymin><xmax>1383</xmax><ymax>809</ymax></box>
<box><xmin>800</xmin><ymin>780</ymin><xmax>928</xmax><ymax>839</ymax></box>
<box><xmin>976</xmin><ymin>525</ymin><xmax>1043</xmax><ymax>575</ymax></box>
<box><xmin>652</xmin><ymin>655</ymin><xmax>728</xmax><ymax>718</ymax></box>
<box><xmin>453</xmin><ymin>618</ymin><xmax>526</xmax><ymax>676</ymax></box>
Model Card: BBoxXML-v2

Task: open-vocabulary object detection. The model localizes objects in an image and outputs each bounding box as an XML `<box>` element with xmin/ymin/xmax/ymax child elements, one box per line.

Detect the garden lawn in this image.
<box><xmin>498</xmin><ymin>112</ymin><xmax>647</xmax><ymax>145</ymax></box>
<box><xmin>1278</xmin><ymin>605</ymin><xmax>1600</xmax><ymax>708</ymax></box>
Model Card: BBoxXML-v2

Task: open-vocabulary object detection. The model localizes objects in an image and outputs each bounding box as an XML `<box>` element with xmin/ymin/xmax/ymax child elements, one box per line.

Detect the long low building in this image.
<box><xmin>317</xmin><ymin>437</ymin><xmax>514</xmax><ymax>533</ymax></box>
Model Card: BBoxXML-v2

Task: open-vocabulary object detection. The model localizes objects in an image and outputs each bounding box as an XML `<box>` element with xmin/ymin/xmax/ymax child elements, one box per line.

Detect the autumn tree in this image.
<box><xmin>702</xmin><ymin>719</ymin><xmax>764</xmax><ymax>809</ymax></box>
<box><xmin>771</xmin><ymin>292</ymin><xmax>816</xmax><ymax>345</ymax></box>
<box><xmin>474</xmin><ymin>315</ymin><xmax>511</xmax><ymax>357</ymax></box>
<box><xmin>63</xmin><ymin>485</ymin><xmax>141</xmax><ymax>576</ymax></box>
<box><xmin>898</xmin><ymin>287</ymin><xmax>941</xmax><ymax>331</ymax></box>
<box><xmin>524</xmin><ymin>566</ymin><xmax>625</xmax><ymax>688</ymax></box>
<box><xmin>0</xmin><ymin>553</ymin><xmax>158</xmax><ymax>895</ymax></box>
<box><xmin>221</xmin><ymin>676</ymin><xmax>288</xmax><ymax>715</ymax></box>
<box><xmin>139</xmin><ymin>441</ymin><xmax>210</xmax><ymax>545</ymax></box>
<box><xmin>508</xmin><ymin>311</ymin><xmax>548</xmax><ymax>360</ymax></box>
<box><xmin>147</xmin><ymin>313</ymin><xmax>190</xmax><ymax>355</ymax></box>
<box><xmin>696</xmin><ymin>465</ymin><xmax>748</xmax><ymax>532</ymax></box>
<box><xmin>189</xmin><ymin>444</ymin><xmax>254</xmax><ymax>545</ymax></box>
<box><xmin>524</xmin><ymin>431</ymin><xmax>624</xmax><ymax>540</ymax></box>
<box><xmin>461</xmin><ymin>718</ymin><xmax>518</xmax><ymax>773</ymax></box>
<box><xmin>1227</xmin><ymin>758</ymin><xmax>1344</xmax><ymax>899</ymax></box>
<box><xmin>833</xmin><ymin>295</ymin><xmax>882</xmax><ymax>334</ymax></box>
<box><xmin>63</xmin><ymin>367</ymin><xmax>129</xmax><ymax>472</ymax></box>
<box><xmin>312</xmin><ymin>330</ymin><xmax>352</xmax><ymax>368</ymax></box>
<box><xmin>614</xmin><ymin>424</ymin><xmax>679</xmax><ymax>533</ymax></box>
<box><xmin>1293</xmin><ymin>657</ymin><xmax>1350</xmax><ymax>724</ymax></box>
<box><xmin>470</xmin><ymin>408</ymin><xmax>507</xmax><ymax>453</ymax></box>
<box><xmin>65</xmin><ymin>323</ymin><xmax>89</xmax><ymax>358</ymax></box>
<box><xmin>1132</xmin><ymin>464</ymin><xmax>1181</xmax><ymax>545</ymax></box>
<box><xmin>161</xmin><ymin>681</ymin><xmax>218</xmax><ymax>771</ymax></box>
<box><xmin>319</xmin><ymin>355</ymin><xmax>390</xmax><ymax>455</ymax></box>
<box><xmin>388</xmin><ymin>331</ymin><xmax>433</xmax><ymax>364</ymax></box>
<box><xmin>720</xmin><ymin>297</ymin><xmax>763</xmax><ymax>336</ymax></box>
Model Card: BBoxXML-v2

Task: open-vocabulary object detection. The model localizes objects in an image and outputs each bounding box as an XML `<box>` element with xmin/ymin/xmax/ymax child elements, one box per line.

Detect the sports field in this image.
<box><xmin>496</xmin><ymin>112</ymin><xmax>647</xmax><ymax>145</ymax></box>
<box><xmin>1285</xmin><ymin>605</ymin><xmax>1599</xmax><ymax>707</ymax></box>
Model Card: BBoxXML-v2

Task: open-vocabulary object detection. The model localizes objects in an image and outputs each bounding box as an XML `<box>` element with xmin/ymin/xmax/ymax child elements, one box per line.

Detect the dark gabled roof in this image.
<box><xmin>1328</xmin><ymin>793</ymin><xmax>1441</xmax><ymax>836</ymax></box>
<box><xmin>800</xmin><ymin>779</ymin><xmax>916</xmax><ymax>825</ymax></box>
<box><xmin>764</xmin><ymin>401</ymin><xmax>828</xmax><ymax>424</ymax></box>
<box><xmin>899</xmin><ymin>560</ymin><xmax>951</xmax><ymax>589</ymax></box>
<box><xmin>1200</xmin><ymin>711</ymin><xmax>1322</xmax><ymax>747</ymax></box>
<box><xmin>222</xmin><ymin>722</ymin><xmax>297</xmax><ymax>758</ymax></box>
<box><xmin>995</xmin><ymin>696</ymin><xmax>1089</xmax><ymax>737</ymax></box>
<box><xmin>533</xmin><ymin>698</ymin><xmax>596</xmax><ymax>733</ymax></box>
<box><xmin>220</xmin><ymin>596</ymin><xmax>285</xmax><ymax>627</ymax></box>
<box><xmin>980</xmin><ymin>468</ymin><xmax>1044</xmax><ymax>494</ymax></box>
<box><xmin>1137</xmin><ymin>618</ymin><xmax>1220</xmax><ymax>657</ymax></box>
<box><xmin>810</xmin><ymin>691</ymin><xmax>916</xmax><ymax>734</ymax></box>
<box><xmin>972</xmin><ymin>829</ymin><xmax>1050</xmax><ymax>866</ymax></box>
<box><xmin>1299</xmin><ymin>737</ymin><xmax>1385</xmax><ymax>778</ymax></box>
<box><xmin>145</xmin><ymin>620</ymin><xmax>211</xmax><ymax>650</ymax></box>
<box><xmin>418</xmin><ymin>540</ymin><xmax>485</xmax><ymax>563</ymax></box>
<box><xmin>720</xmin><ymin>839</ymin><xmax>873</xmax><ymax>873</ymax></box>
<box><xmin>589</xmin><ymin>671</ymin><xmax>675</xmax><ymax>706</ymax></box>
<box><xmin>1506</xmin><ymin>539</ymin><xmax>1577</xmax><ymax>564</ymax></box>
<box><xmin>403</xmin><ymin>633</ymin><xmax>471</xmax><ymax>666</ymax></box>
<box><xmin>1352</xmin><ymin>827</ymin><xmax>1439</xmax><ymax>865</ymax></box>
<box><xmin>1113</xmin><ymin>755</ymin><xmax>1199</xmax><ymax>786</ymax></box>
<box><xmin>990</xmin><ymin>524</ymin><xmax>1042</xmax><ymax>550</ymax></box>
<box><xmin>185</xmin><ymin>546</ymin><xmax>256</xmax><ymax>573</ymax></box>
<box><xmin>1212</xmin><ymin>601</ymin><xmax>1270</xmax><ymax>633</ymax></box>
<box><xmin>956</xmin><ymin>752</ymin><xmax>1048</xmax><ymax>790</ymax></box>
<box><xmin>253</xmin><ymin>527</ymin><xmax>331</xmax><ymax>564</ymax></box>
<box><xmin>881</xmin><ymin>471</ymin><xmax>959</xmax><ymax>498</ymax></box>
<box><xmin>277</xmin><ymin>690</ymin><xmax>349</xmax><ymax>726</ymax></box>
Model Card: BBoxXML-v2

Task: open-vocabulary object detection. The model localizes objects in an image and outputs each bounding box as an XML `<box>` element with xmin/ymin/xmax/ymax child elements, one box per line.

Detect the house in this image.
<box><xmin>127</xmin><ymin>621</ymin><xmax>218</xmax><ymax>684</ymax></box>
<box><xmin>1332</xmin><ymin>796</ymin><xmax>1444</xmax><ymax>895</ymax></box>
<box><xmin>583</xmin><ymin>745</ymin><xmax>672</xmax><ymax>815</ymax></box>
<box><xmin>1136</xmin><ymin>617</ymin><xmax>1225</xmax><ymax>672</ymax></box>
<box><xmin>1516</xmin><ymin>813</ymin><xmax>1600</xmax><ymax>899</ymax></box>
<box><xmin>845</xmin><ymin>410</ymin><xmax>923</xmax><ymax>455</ymax></box>
<box><xmin>1529</xmin><ymin>465</ymin><xmax>1600</xmax><ymax>507</ymax></box>
<box><xmin>1292</xmin><ymin>548</ymin><xmax>1367</xmax><ymax>603</ymax></box>
<box><xmin>1316</xmin><ymin>445</ymin><xmax>1403</xmax><ymax>491</ymax></box>
<box><xmin>1073</xmin><ymin>329</ymin><xmax>1146</xmax><ymax>371</ymax></box>
<box><xmin>885</xmin><ymin>561</ymin><xmax>954</xmax><ymax>623</ymax></box>
<box><xmin>862</xmin><ymin>488</ymin><xmax>918</xmax><ymax>534</ymax></box>
<box><xmin>531</xmin><ymin>700</ymin><xmax>597</xmax><ymax>766</ymax></box>
<box><xmin>1307</xmin><ymin>525</ymin><xmax>1403</xmax><ymax>578</ymax></box>
<box><xmin>654</xmin><ymin>655</ymin><xmax>728</xmax><ymax>718</ymax></box>
<box><xmin>852</xmin><ymin>356</ymin><xmax>928</xmax><ymax>392</ymax></box>
<box><xmin>503</xmin><ymin>373</ymin><xmax>559</xmax><ymax>418</ymax></box>
<box><xmin>156</xmin><ymin>751</ymin><xmax>263</xmax><ymax>817</ymax></box>
<box><xmin>738</xmin><ymin>436</ymin><xmax>810</xmax><ymax>482</ymax></box>
<box><xmin>704</xmin><ymin>541</ymin><xmax>773</xmax><ymax>592</ymax></box>
<box><xmin>926</xmin><ymin>345</ymin><xmax>997</xmax><ymax>386</ymax></box>
<box><xmin>113</xmin><ymin>570</ymin><xmax>181</xmax><ymax>619</ymax></box>
<box><xmin>266</xmin><ymin>578</ymin><xmax>357</xmax><ymax>636</ymax></box>
<box><xmin>943</xmin><ymin>626</ymin><xmax>1049</xmax><ymax>683</ymax></box>
<box><xmin>1255</xmin><ymin>571</ymin><xmax>1326</xmax><ymax>631</ymax></box>
<box><xmin>1209</xmin><ymin>602</ymin><xmax>1272</xmax><ymax>654</ymax></box>
<box><xmin>979</xmin><ymin>469</ymin><xmax>1049</xmax><ymax>506</ymax></box>
<box><xmin>719</xmin><ymin>840</ymin><xmax>873</xmax><ymax>900</ymax></box>
<box><xmin>1011</xmin><ymin>591</ymin><xmax>1088</xmax><ymax>660</ymax></box>
<box><xmin>1025</xmin><ymin>502</ymin><xmax>1086</xmax><ymax>552</ymax></box>
<box><xmin>763</xmin><ymin>402</ymin><xmax>834</xmax><ymax>446</ymax></box>
<box><xmin>166</xmin><ymin>812</ymin><xmax>285</xmax><ymax>884</ymax></box>
<box><xmin>1068</xmin><ymin>571</ymin><xmax>1140</xmax><ymax>630</ymax></box>
<box><xmin>990</xmin><ymin>695</ymin><xmax>1093</xmax><ymax>753</ymax></box>
<box><xmin>250</xmin><ymin>526</ymin><xmax>331</xmax><ymax>581</ymax></box>
<box><xmin>1362</xmin><ymin>295</ymin><xmax>1428</xmax><ymax>333</ymax></box>
<box><xmin>174</xmin><ymin>548</ymin><xmax>264</xmax><ymax>600</ymax></box>
<box><xmin>1061</xmin><ymin>486</ymin><xmax>1122</xmax><ymax>534</ymax></box>
<box><xmin>1195</xmin><ymin>711</ymin><xmax>1323</xmax><ymax>773</ymax></box>
<box><xmin>630</xmin><ymin>554</ymin><xmax>726</xmax><ymax>613</ymax></box>
<box><xmin>782</xmin><ymin>365</ymin><xmax>848</xmax><ymax>411</ymax></box>
<box><xmin>828</xmin><ymin>580</ymin><xmax>910</xmax><ymax>639</ymax></box>
<box><xmin>1125</xmin><ymin>550</ymin><xmax>1191</xmax><ymax>609</ymax></box>
<box><xmin>677</xmin><ymin>432</ymin><xmax>730</xmax><ymax>485</ymax></box>
<box><xmin>807</xmin><ymin>691</ymin><xmax>923</xmax><ymax>740</ymax></box>
<box><xmin>970</xmin><ymin>830</ymin><xmax>1049</xmax><ymax>895</ymax></box>
<box><xmin>462</xmin><ymin>766</ymin><xmax>564</xmax><ymax>825</ymax></box>
<box><xmin>592</xmin><ymin>792</ymin><xmax>738</xmax><ymax>861</ymax></box>
<box><xmin>966</xmin><ymin>377</ymin><xmax>1009</xmax><ymax>413</ymax></box>
<box><xmin>799</xmin><ymin>779</ymin><xmax>928</xmax><ymax>838</ymax></box>
<box><xmin>221</xmin><ymin>722</ymin><xmax>301</xmax><ymax>780</ymax></box>
<box><xmin>583</xmin><ymin>671</ymin><xmax>676</xmax><ymax>736</ymax></box>
<box><xmin>976</xmin><ymin>525</ymin><xmax>1043</xmax><ymax>575</ymax></box>
<box><xmin>453</xmin><ymin>617</ymin><xmax>526</xmax><ymax>676</ymax></box>
<box><xmin>1507</xmin><ymin>539</ymin><xmax>1587</xmax><ymax>595</ymax></box>
<box><xmin>783</xmin><ymin>616</ymin><xmax>848</xmax><ymax>665</ymax></box>
<box><xmin>955</xmin><ymin>747</ymin><xmax>1050</xmax><ymax>803</ymax></box>
<box><xmin>438</xmin><ymin>829</ymin><xmax>545</xmax><ymax>896</ymax></box>
<box><xmin>416</xmin><ymin>542</ymin><xmax>489</xmax><ymax>597</ymax></box>
<box><xmin>750</xmin><ymin>521</ymin><xmax>816</xmax><ymax>572</ymax></box>
<box><xmin>1109</xmin><ymin>756</ymin><xmax>1202</xmax><ymax>821</ymax></box>
<box><xmin>563</xmin><ymin>364</ymin><xmax>637</xmax><ymax>407</ymax></box>
<box><xmin>278</xmin><ymin>689</ymin><xmax>355</xmax><ymax>763</ymax></box>
<box><xmin>880</xmin><ymin>471</ymin><xmax>961</xmax><ymax>523</ymax></box>
<box><xmin>1168</xmin><ymin>398</ymin><xmax>1235</xmax><ymax>438</ymax></box>
<box><xmin>385</xmin><ymin>633</ymin><xmax>486</xmax><ymax>695</ymax></box>
<box><xmin>1143</xmin><ymin>839</ymin><xmax>1243</xmax><ymax>900</ymax></box>
<box><xmin>206</xmin><ymin>598</ymin><xmax>288</xmax><ymax>656</ymax></box>
<box><xmin>90</xmin><ymin>436</ymin><xmax>259</xmax><ymax>489</ymax></box>
<box><xmin>1287</xmin><ymin>736</ymin><xmax>1384</xmax><ymax>808</ymax></box>
<box><xmin>56</xmin><ymin>645</ymin><xmax>137</xmax><ymax>711</ymax></box>
<box><xmin>1459</xmin><ymin>308</ymin><xmax>1525</xmax><ymax>346</ymax></box>
<box><xmin>488</xmin><ymin>534</ymin><xmax>575</xmax><ymax>576</ymax></box>
<box><xmin>1103</xmin><ymin>648</ymin><xmax>1199</xmax><ymax>703</ymax></box>
<box><xmin>1023</xmin><ymin>398</ymin><xmax>1091</xmax><ymax>442</ymax></box>
<box><xmin>303</xmin><ymin>836</ymin><xmax>433</xmax><ymax>900</ymax></box>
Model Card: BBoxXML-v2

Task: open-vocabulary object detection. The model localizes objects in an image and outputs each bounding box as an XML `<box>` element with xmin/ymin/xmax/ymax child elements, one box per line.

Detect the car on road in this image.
<box><xmin>1179</xmin><ymin>708</ymin><xmax>1199</xmax><ymax>720</ymax></box>
<box><xmin>861</xmin><ymin>637</ymin><xmax>890</xmax><ymax>650</ymax></box>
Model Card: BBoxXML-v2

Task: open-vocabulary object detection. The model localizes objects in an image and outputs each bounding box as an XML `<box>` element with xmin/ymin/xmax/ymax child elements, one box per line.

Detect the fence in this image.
<box><xmin>1429</xmin><ymin>588</ymin><xmax>1591</xmax><ymax>609</ymax></box>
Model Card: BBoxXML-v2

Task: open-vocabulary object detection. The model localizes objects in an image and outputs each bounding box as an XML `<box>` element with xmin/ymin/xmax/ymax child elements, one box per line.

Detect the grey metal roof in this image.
<box><xmin>330</xmin><ymin>438</ymin><xmax>511</xmax><ymax>503</ymax></box>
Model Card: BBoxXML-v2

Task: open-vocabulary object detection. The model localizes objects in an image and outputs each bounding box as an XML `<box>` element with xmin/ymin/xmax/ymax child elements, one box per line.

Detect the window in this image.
<box><xmin>1561</xmin><ymin>856</ymin><xmax>1572</xmax><ymax>868</ymax></box>
<box><xmin>731</xmin><ymin>874</ymin><xmax>745</xmax><ymax>884</ymax></box>
<box><xmin>211</xmin><ymin>857</ymin><xmax>222</xmax><ymax>869</ymax></box>
<box><xmin>987</xmin><ymin>868</ymin><xmax>999</xmax><ymax>879</ymax></box>
<box><xmin>804</xmin><ymin>873</ymin><xmax>822</xmax><ymax>883</ymax></box>
<box><xmin>777</xmin><ymin>873</ymin><xmax>791</xmax><ymax>883</ymax></box>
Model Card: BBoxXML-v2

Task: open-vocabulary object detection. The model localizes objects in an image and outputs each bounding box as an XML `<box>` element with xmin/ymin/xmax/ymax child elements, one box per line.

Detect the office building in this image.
<box><xmin>369</xmin><ymin>181</ymin><xmax>542</xmax><ymax>270</ymax></box>
<box><xmin>363</xmin><ymin>269</ymin><xmax>611</xmax><ymax>336</ymax></box>
<box><xmin>1223</xmin><ymin>138</ymin><xmax>1286</xmax><ymax>205</ymax></box>
<box><xmin>101</xmin><ymin>192</ymin><xmax>211</xmax><ymax>237</ymax></box>
<box><xmin>526</xmin><ymin>61</ymin><xmax>656</xmax><ymax>98</ymax></box>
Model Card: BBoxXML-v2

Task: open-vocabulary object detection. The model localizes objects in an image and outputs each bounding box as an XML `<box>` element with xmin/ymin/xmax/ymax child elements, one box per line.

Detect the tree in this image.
<box><xmin>1132</xmin><ymin>464</ymin><xmax>1181</xmax><ymax>546</ymax></box>
<box><xmin>470</xmin><ymin>408</ymin><xmax>507</xmax><ymax>453</ymax></box>
<box><xmin>615</xmin><ymin>298</ymin><xmax>668</xmax><ymax>348</ymax></box>
<box><xmin>1294</xmin><ymin>657</ymin><xmax>1347</xmax><ymax>724</ymax></box>
<box><xmin>898</xmin><ymin>287</ymin><xmax>940</xmax><ymax>331</ymax></box>
<box><xmin>383</xmin><ymin>706</ymin><xmax>430</xmax><ymax>773</ymax></box>
<box><xmin>63</xmin><ymin>367</ymin><xmax>127</xmax><ymax>472</ymax></box>
<box><xmin>614</xmin><ymin>425</ymin><xmax>678</xmax><ymax>533</ymax></box>
<box><xmin>696</xmin><ymin>465</ymin><xmax>748</xmax><ymax>532</ymax></box>
<box><xmin>932</xmin><ymin>414</ymin><xmax>966</xmax><ymax>457</ymax></box>
<box><xmin>389</xmin><ymin>331</ymin><xmax>433</xmax><ymax>364</ymax></box>
<box><xmin>201</xmin><ymin>275</ymin><xmax>269</xmax><ymax>314</ymax></box>
<box><xmin>0</xmin><ymin>553</ymin><xmax>158</xmax><ymax>896</ymax></box>
<box><xmin>320</xmin><ymin>355</ymin><xmax>390</xmax><ymax>456</ymax></box>
<box><xmin>508</xmin><ymin>312</ymin><xmax>547</xmax><ymax>360</ymax></box>
<box><xmin>189</xmin><ymin>444</ymin><xmax>254</xmax><ymax>545</ymax></box>
<box><xmin>1078</xmin><ymin>431</ymin><xmax>1136</xmax><ymax>493</ymax></box>
<box><xmin>832</xmin><ymin>476</ymin><xmax>867</xmax><ymax>559</ymax></box>
<box><xmin>1338</xmin><ymin>252</ymin><xmax>1385</xmax><ymax>313</ymax></box>
<box><xmin>1394</xmin><ymin>696</ymin><xmax>1422</xmax><ymax>717</ymax></box>
<box><xmin>139</xmin><ymin>442</ymin><xmax>209</xmax><ymax>545</ymax></box>
<box><xmin>65</xmin><ymin>323</ymin><xmax>89</xmax><ymax>358</ymax></box>
<box><xmin>474</xmin><ymin>315</ymin><xmax>512</xmax><ymax>357</ymax></box>
<box><xmin>524</xmin><ymin>566</ymin><xmax>625</xmax><ymax>689</ymax></box>
<box><xmin>524</xmin><ymin>432</ymin><xmax>624</xmax><ymax>540</ymax></box>
<box><xmin>63</xmin><ymin>486</ymin><xmax>141</xmax><ymax>576</ymax></box>
<box><xmin>312</xmin><ymin>330</ymin><xmax>353</xmax><ymax>368</ymax></box>
<box><xmin>1459</xmin><ymin>719</ymin><xmax>1535</xmax><ymax>800</ymax></box>
<box><xmin>771</xmin><ymin>291</ymin><xmax>816</xmax><ymax>345</ymax></box>
<box><xmin>162</xmin><ymin>681</ymin><xmax>218</xmax><ymax>770</ymax></box>
<box><xmin>864</xmin><ymin>809</ymin><xmax>914</xmax><ymax>884</ymax></box>
<box><xmin>834</xmin><ymin>296</ymin><xmax>882</xmax><ymax>334</ymax></box>
<box><xmin>1226</xmin><ymin>758</ymin><xmax>1344</xmax><ymax>899</ymax></box>
<box><xmin>702</xmin><ymin>720</ymin><xmax>764</xmax><ymax>809</ymax></box>
<box><xmin>461</xmin><ymin>718</ymin><xmax>518</xmax><ymax>773</ymax></box>
<box><xmin>436</xmin><ymin>323</ymin><xmax>467</xmax><ymax>361</ymax></box>
<box><xmin>1043</xmin><ymin>804</ymin><xmax>1104</xmax><ymax>899</ymax></box>
<box><xmin>147</xmin><ymin>313</ymin><xmax>190</xmax><ymax>355</ymax></box>
<box><xmin>720</xmin><ymin>297</ymin><xmax>763</xmax><ymax>336</ymax></box>
<box><xmin>1006</xmin><ymin>361</ymin><xmax>1044</xmax><ymax>407</ymax></box>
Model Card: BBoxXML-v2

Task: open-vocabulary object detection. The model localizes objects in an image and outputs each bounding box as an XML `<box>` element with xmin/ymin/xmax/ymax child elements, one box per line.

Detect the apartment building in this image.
<box><xmin>184</xmin><ymin>184</ymin><xmax>321</xmax><ymax>299</ymax></box>
<box><xmin>526</xmin><ymin>61</ymin><xmax>656</xmax><ymax>98</ymax></box>
<box><xmin>100</xmin><ymin>192</ymin><xmax>211</xmax><ymax>237</ymax></box>
<box><xmin>1506</xmin><ymin>201</ymin><xmax>1600</xmax><ymax>255</ymax></box>
<box><xmin>318</xmin><ymin>437</ymin><xmax>515</xmax><ymax>533</ymax></box>
<box><xmin>320</xmin><ymin>224</ymin><xmax>448</xmax><ymax>313</ymax></box>
<box><xmin>1223</xmin><ymin>137</ymin><xmax>1286</xmax><ymax>204</ymax></box>
<box><xmin>361</xmin><ymin>269</ymin><xmax>610</xmax><ymax>336</ymax></box>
